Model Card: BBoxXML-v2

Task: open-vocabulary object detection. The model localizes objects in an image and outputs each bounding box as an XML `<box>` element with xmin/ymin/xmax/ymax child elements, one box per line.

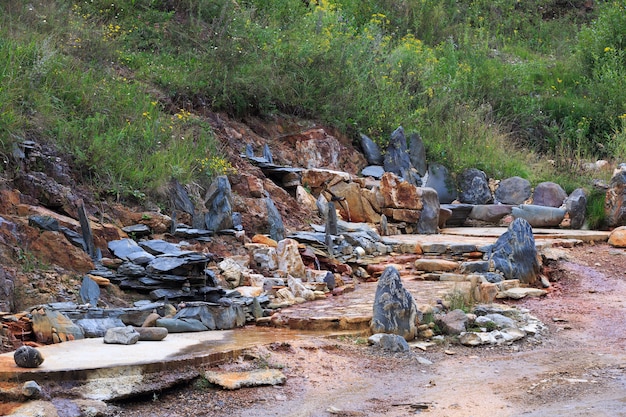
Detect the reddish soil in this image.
<box><xmin>108</xmin><ymin>242</ymin><xmax>626</xmax><ymax>417</ymax></box>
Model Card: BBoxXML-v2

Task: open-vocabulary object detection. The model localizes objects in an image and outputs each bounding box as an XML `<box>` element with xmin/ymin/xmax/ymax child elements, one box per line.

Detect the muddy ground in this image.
<box><xmin>109</xmin><ymin>243</ymin><xmax>626</xmax><ymax>417</ymax></box>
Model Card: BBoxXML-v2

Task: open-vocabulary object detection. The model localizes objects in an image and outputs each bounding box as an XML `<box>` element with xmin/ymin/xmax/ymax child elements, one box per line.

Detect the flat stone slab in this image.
<box><xmin>204</xmin><ymin>369</ymin><xmax>286</xmax><ymax>390</ymax></box>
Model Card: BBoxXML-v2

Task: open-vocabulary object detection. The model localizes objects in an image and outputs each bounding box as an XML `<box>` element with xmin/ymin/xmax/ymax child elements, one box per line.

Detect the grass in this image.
<box><xmin>0</xmin><ymin>0</ymin><xmax>625</xmax><ymax>210</ymax></box>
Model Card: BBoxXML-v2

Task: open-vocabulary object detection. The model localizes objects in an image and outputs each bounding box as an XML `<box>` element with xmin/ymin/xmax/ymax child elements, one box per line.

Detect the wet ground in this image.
<box><xmin>105</xmin><ymin>242</ymin><xmax>626</xmax><ymax>417</ymax></box>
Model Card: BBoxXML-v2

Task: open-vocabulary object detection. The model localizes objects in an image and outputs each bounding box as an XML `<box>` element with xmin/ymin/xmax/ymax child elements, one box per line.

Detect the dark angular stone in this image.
<box><xmin>425</xmin><ymin>164</ymin><xmax>457</xmax><ymax>204</ymax></box>
<box><xmin>417</xmin><ymin>187</ymin><xmax>440</xmax><ymax>234</ymax></box>
<box><xmin>408</xmin><ymin>132</ymin><xmax>427</xmax><ymax>176</ymax></box>
<box><xmin>204</xmin><ymin>175</ymin><xmax>234</xmax><ymax>232</ymax></box>
<box><xmin>495</xmin><ymin>176</ymin><xmax>531</xmax><ymax>205</ymax></box>
<box><xmin>266</xmin><ymin>197</ymin><xmax>285</xmax><ymax>242</ymax></box>
<box><xmin>359</xmin><ymin>133</ymin><xmax>383</xmax><ymax>165</ymax></box>
<box><xmin>457</xmin><ymin>168</ymin><xmax>492</xmax><ymax>204</ymax></box>
<box><xmin>79</xmin><ymin>275</ymin><xmax>100</xmax><ymax>306</ymax></box>
<box><xmin>565</xmin><ymin>188</ymin><xmax>587</xmax><ymax>229</ymax></box>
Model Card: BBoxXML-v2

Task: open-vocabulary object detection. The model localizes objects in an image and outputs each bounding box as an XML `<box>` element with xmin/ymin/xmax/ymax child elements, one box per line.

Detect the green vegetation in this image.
<box><xmin>1</xmin><ymin>0</ymin><xmax>625</xmax><ymax>202</ymax></box>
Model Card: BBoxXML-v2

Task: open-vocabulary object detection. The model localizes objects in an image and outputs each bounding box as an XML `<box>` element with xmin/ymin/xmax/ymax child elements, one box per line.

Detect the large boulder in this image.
<box><xmin>204</xmin><ymin>175</ymin><xmax>234</xmax><ymax>232</ymax></box>
<box><xmin>486</xmin><ymin>218</ymin><xmax>540</xmax><ymax>285</ymax></box>
<box><xmin>564</xmin><ymin>188</ymin><xmax>587</xmax><ymax>229</ymax></box>
<box><xmin>495</xmin><ymin>176</ymin><xmax>531</xmax><ymax>205</ymax></box>
<box><xmin>31</xmin><ymin>307</ymin><xmax>85</xmax><ymax>344</ymax></box>
<box><xmin>276</xmin><ymin>238</ymin><xmax>307</xmax><ymax>279</ymax></box>
<box><xmin>457</xmin><ymin>168</ymin><xmax>492</xmax><ymax>205</ymax></box>
<box><xmin>328</xmin><ymin>181</ymin><xmax>380</xmax><ymax>223</ymax></box>
<box><xmin>379</xmin><ymin>172</ymin><xmax>423</xmax><ymax>210</ymax></box>
<box><xmin>606</xmin><ymin>168</ymin><xmax>626</xmax><ymax>227</ymax></box>
<box><xmin>384</xmin><ymin>127</ymin><xmax>421</xmax><ymax>186</ymax></box>
<box><xmin>370</xmin><ymin>266</ymin><xmax>419</xmax><ymax>341</ymax></box>
<box><xmin>511</xmin><ymin>204</ymin><xmax>566</xmax><ymax>228</ymax></box>
<box><xmin>408</xmin><ymin>132</ymin><xmax>427</xmax><ymax>176</ymax></box>
<box><xmin>424</xmin><ymin>164</ymin><xmax>457</xmax><ymax>204</ymax></box>
<box><xmin>532</xmin><ymin>182</ymin><xmax>567</xmax><ymax>207</ymax></box>
<box><xmin>417</xmin><ymin>187</ymin><xmax>440</xmax><ymax>234</ymax></box>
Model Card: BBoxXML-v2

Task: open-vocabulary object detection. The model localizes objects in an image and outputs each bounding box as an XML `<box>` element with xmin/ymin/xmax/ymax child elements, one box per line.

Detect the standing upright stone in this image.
<box><xmin>245</xmin><ymin>143</ymin><xmax>255</xmax><ymax>158</ymax></box>
<box><xmin>495</xmin><ymin>176</ymin><xmax>531</xmax><ymax>205</ymax></box>
<box><xmin>78</xmin><ymin>202</ymin><xmax>97</xmax><ymax>260</ymax></box>
<box><xmin>326</xmin><ymin>201</ymin><xmax>338</xmax><ymax>235</ymax></box>
<box><xmin>79</xmin><ymin>275</ymin><xmax>100</xmax><ymax>306</ymax></box>
<box><xmin>204</xmin><ymin>175</ymin><xmax>233</xmax><ymax>232</ymax></box>
<box><xmin>359</xmin><ymin>133</ymin><xmax>383</xmax><ymax>165</ymax></box>
<box><xmin>417</xmin><ymin>187</ymin><xmax>440</xmax><ymax>234</ymax></box>
<box><xmin>170</xmin><ymin>178</ymin><xmax>195</xmax><ymax>215</ymax></box>
<box><xmin>425</xmin><ymin>164</ymin><xmax>457</xmax><ymax>204</ymax></box>
<box><xmin>606</xmin><ymin>168</ymin><xmax>626</xmax><ymax>227</ymax></box>
<box><xmin>486</xmin><ymin>218</ymin><xmax>540</xmax><ymax>285</ymax></box>
<box><xmin>370</xmin><ymin>266</ymin><xmax>419</xmax><ymax>341</ymax></box>
<box><xmin>262</xmin><ymin>144</ymin><xmax>274</xmax><ymax>164</ymax></box>
<box><xmin>384</xmin><ymin>127</ymin><xmax>421</xmax><ymax>186</ymax></box>
<box><xmin>565</xmin><ymin>188</ymin><xmax>587</xmax><ymax>229</ymax></box>
<box><xmin>457</xmin><ymin>168</ymin><xmax>492</xmax><ymax>204</ymax></box>
<box><xmin>266</xmin><ymin>196</ymin><xmax>285</xmax><ymax>242</ymax></box>
<box><xmin>408</xmin><ymin>132</ymin><xmax>427</xmax><ymax>176</ymax></box>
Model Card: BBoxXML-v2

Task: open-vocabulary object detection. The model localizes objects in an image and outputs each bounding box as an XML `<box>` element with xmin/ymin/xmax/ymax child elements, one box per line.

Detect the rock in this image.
<box><xmin>204</xmin><ymin>369</ymin><xmax>286</xmax><ymax>390</ymax></box>
<box><xmin>440</xmin><ymin>204</ymin><xmax>473</xmax><ymax>226</ymax></box>
<box><xmin>134</xmin><ymin>326</ymin><xmax>168</xmax><ymax>341</ymax></box>
<box><xmin>459</xmin><ymin>261</ymin><xmax>489</xmax><ymax>274</ymax></box>
<box><xmin>76</xmin><ymin>317</ymin><xmax>126</xmax><ymax>338</ymax></box>
<box><xmin>417</xmin><ymin>187</ymin><xmax>440</xmax><ymax>234</ymax></box>
<box><xmin>156</xmin><ymin>317</ymin><xmax>209</xmax><ymax>332</ymax></box>
<box><xmin>247</xmin><ymin>243</ymin><xmax>278</xmax><ymax>272</ymax></box>
<box><xmin>251</xmin><ymin>234</ymin><xmax>278</xmax><ymax>247</ymax></box>
<box><xmin>104</xmin><ymin>326</ymin><xmax>140</xmax><ymax>345</ymax></box>
<box><xmin>204</xmin><ymin>175</ymin><xmax>234</xmax><ymax>232</ymax></box>
<box><xmin>127</xmin><ymin>250</ymin><xmax>156</xmax><ymax>265</ymax></box>
<box><xmin>370</xmin><ymin>266</ymin><xmax>419</xmax><ymax>341</ymax></box>
<box><xmin>414</xmin><ymin>259</ymin><xmax>458</xmax><ymax>272</ymax></box>
<box><xmin>118</xmin><ymin>262</ymin><xmax>146</xmax><ymax>276</ymax></box>
<box><xmin>122</xmin><ymin>224</ymin><xmax>151</xmax><ymax>236</ymax></box>
<box><xmin>565</xmin><ymin>188</ymin><xmax>587</xmax><ymax>229</ymax></box>
<box><xmin>323</xmin><ymin>271</ymin><xmax>336</xmax><ymax>290</ymax></box>
<box><xmin>361</xmin><ymin>165</ymin><xmax>385</xmax><ymax>179</ymax></box>
<box><xmin>28</xmin><ymin>215</ymin><xmax>59</xmax><ymax>231</ymax></box>
<box><xmin>262</xmin><ymin>143</ymin><xmax>274</xmax><ymax>164</ymax></box>
<box><xmin>436</xmin><ymin>309</ymin><xmax>468</xmax><ymax>335</ymax></box>
<box><xmin>379</xmin><ymin>172</ymin><xmax>424</xmax><ymax>210</ymax></box>
<box><xmin>359</xmin><ymin>133</ymin><xmax>383</xmax><ymax>165</ymax></box>
<box><xmin>532</xmin><ymin>181</ymin><xmax>567</xmax><ymax>207</ymax></box>
<box><xmin>30</xmin><ymin>230</ymin><xmax>94</xmax><ymax>273</ymax></box>
<box><xmin>142</xmin><ymin>312</ymin><xmax>161</xmax><ymax>327</ymax></box>
<box><xmin>368</xmin><ymin>333</ymin><xmax>411</xmax><ymax>352</ymax></box>
<box><xmin>295</xmin><ymin>185</ymin><xmax>318</xmax><ymax>213</ymax></box>
<box><xmin>287</xmin><ymin>276</ymin><xmax>315</xmax><ymax>301</ymax></box>
<box><xmin>219</xmin><ymin>257</ymin><xmax>246</xmax><ymax>286</ymax></box>
<box><xmin>266</xmin><ymin>197</ymin><xmax>285</xmax><ymax>242</ymax></box>
<box><xmin>608</xmin><ymin>226</ymin><xmax>626</xmax><ymax>248</ymax></box>
<box><xmin>170</xmin><ymin>178</ymin><xmax>195</xmax><ymax>215</ymax></box>
<box><xmin>457</xmin><ymin>168</ymin><xmax>492</xmax><ymax>204</ymax></box>
<box><xmin>172</xmin><ymin>301</ymin><xmax>245</xmax><ymax>330</ymax></box>
<box><xmin>14</xmin><ymin>346</ymin><xmax>44</xmax><ymax>368</ymax></box>
<box><xmin>108</xmin><ymin>238</ymin><xmax>144</xmax><ymax>261</ymax></box>
<box><xmin>495</xmin><ymin>176</ymin><xmax>531</xmax><ymax>204</ymax></box>
<box><xmin>79</xmin><ymin>275</ymin><xmax>100</xmax><ymax>306</ymax></box>
<box><xmin>276</xmin><ymin>238</ymin><xmax>307</xmax><ymax>278</ymax></box>
<box><xmin>328</xmin><ymin>181</ymin><xmax>380</xmax><ymax>223</ymax></box>
<box><xmin>477</xmin><ymin>313</ymin><xmax>517</xmax><ymax>329</ymax></box>
<box><xmin>408</xmin><ymin>132</ymin><xmax>427</xmax><ymax>176</ymax></box>
<box><xmin>22</xmin><ymin>380</ymin><xmax>43</xmax><ymax>398</ymax></box>
<box><xmin>31</xmin><ymin>307</ymin><xmax>85</xmax><ymax>343</ymax></box>
<box><xmin>512</xmin><ymin>204</ymin><xmax>566</xmax><ymax>228</ymax></box>
<box><xmin>469</xmin><ymin>205</ymin><xmax>514</xmax><ymax>223</ymax></box>
<box><xmin>605</xmin><ymin>169</ymin><xmax>626</xmax><ymax>227</ymax></box>
<box><xmin>424</xmin><ymin>164</ymin><xmax>457</xmax><ymax>204</ymax></box>
<box><xmin>497</xmin><ymin>287</ymin><xmax>547</xmax><ymax>299</ymax></box>
<box><xmin>383</xmin><ymin>127</ymin><xmax>413</xmax><ymax>182</ymax></box>
<box><xmin>487</xmin><ymin>218</ymin><xmax>540</xmax><ymax>285</ymax></box>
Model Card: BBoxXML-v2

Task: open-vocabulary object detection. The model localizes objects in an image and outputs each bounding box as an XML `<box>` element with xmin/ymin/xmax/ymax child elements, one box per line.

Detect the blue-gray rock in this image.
<box><xmin>266</xmin><ymin>197</ymin><xmax>285</xmax><ymax>242</ymax></box>
<box><xmin>495</xmin><ymin>176</ymin><xmax>531</xmax><ymax>205</ymax></box>
<box><xmin>532</xmin><ymin>181</ymin><xmax>567</xmax><ymax>207</ymax></box>
<box><xmin>486</xmin><ymin>218</ymin><xmax>540</xmax><ymax>285</ymax></box>
<box><xmin>435</xmin><ymin>309</ymin><xmax>468</xmax><ymax>335</ymax></box>
<box><xmin>139</xmin><ymin>239</ymin><xmax>182</xmax><ymax>256</ymax></box>
<box><xmin>245</xmin><ymin>143</ymin><xmax>255</xmax><ymax>158</ymax></box>
<box><xmin>469</xmin><ymin>205</ymin><xmax>514</xmax><ymax>223</ymax></box>
<box><xmin>122</xmin><ymin>224</ymin><xmax>151</xmax><ymax>236</ymax></box>
<box><xmin>370</xmin><ymin>266</ymin><xmax>419</xmax><ymax>341</ymax></box>
<box><xmin>14</xmin><ymin>346</ymin><xmax>44</xmax><ymax>368</ymax></box>
<box><xmin>565</xmin><ymin>188</ymin><xmax>587</xmax><ymax>229</ymax></box>
<box><xmin>368</xmin><ymin>333</ymin><xmax>410</xmax><ymax>352</ymax></box>
<box><xmin>79</xmin><ymin>275</ymin><xmax>100</xmax><ymax>306</ymax></box>
<box><xmin>417</xmin><ymin>187</ymin><xmax>440</xmax><ymax>234</ymax></box>
<box><xmin>108</xmin><ymin>238</ymin><xmax>144</xmax><ymax>261</ymax></box>
<box><xmin>459</xmin><ymin>261</ymin><xmax>489</xmax><ymax>274</ymax></box>
<box><xmin>481</xmin><ymin>272</ymin><xmax>504</xmax><ymax>283</ymax></box>
<box><xmin>173</xmin><ymin>301</ymin><xmax>246</xmax><ymax>330</ymax></box>
<box><xmin>204</xmin><ymin>175</ymin><xmax>234</xmax><ymax>232</ymax></box>
<box><xmin>134</xmin><ymin>326</ymin><xmax>168</xmax><ymax>341</ymax></box>
<box><xmin>440</xmin><ymin>204</ymin><xmax>473</xmax><ymax>226</ymax></box>
<box><xmin>361</xmin><ymin>165</ymin><xmax>385</xmax><ymax>179</ymax></box>
<box><xmin>512</xmin><ymin>204</ymin><xmax>566</xmax><ymax>228</ymax></box>
<box><xmin>479</xmin><ymin>313</ymin><xmax>517</xmax><ymax>329</ymax></box>
<box><xmin>359</xmin><ymin>133</ymin><xmax>383</xmax><ymax>165</ymax></box>
<box><xmin>232</xmin><ymin>212</ymin><xmax>243</xmax><ymax>231</ymax></box>
<box><xmin>156</xmin><ymin>317</ymin><xmax>209</xmax><ymax>332</ymax></box>
<box><xmin>457</xmin><ymin>168</ymin><xmax>492</xmax><ymax>204</ymax></box>
<box><xmin>425</xmin><ymin>164</ymin><xmax>457</xmax><ymax>204</ymax></box>
<box><xmin>76</xmin><ymin>317</ymin><xmax>125</xmax><ymax>338</ymax></box>
<box><xmin>22</xmin><ymin>380</ymin><xmax>42</xmax><ymax>398</ymax></box>
<box><xmin>408</xmin><ymin>132</ymin><xmax>427</xmax><ymax>176</ymax></box>
<box><xmin>127</xmin><ymin>250</ymin><xmax>156</xmax><ymax>265</ymax></box>
<box><xmin>104</xmin><ymin>326</ymin><xmax>140</xmax><ymax>345</ymax></box>
<box><xmin>60</xmin><ymin>226</ymin><xmax>87</xmax><ymax>250</ymax></box>
<box><xmin>28</xmin><ymin>215</ymin><xmax>59</xmax><ymax>231</ymax></box>
<box><xmin>323</xmin><ymin>271</ymin><xmax>336</xmax><ymax>291</ymax></box>
<box><xmin>262</xmin><ymin>143</ymin><xmax>274</xmax><ymax>164</ymax></box>
<box><xmin>118</xmin><ymin>262</ymin><xmax>146</xmax><ymax>277</ymax></box>
<box><xmin>170</xmin><ymin>178</ymin><xmax>195</xmax><ymax>215</ymax></box>
<box><xmin>146</xmin><ymin>256</ymin><xmax>187</xmax><ymax>274</ymax></box>
<box><xmin>383</xmin><ymin>127</ymin><xmax>413</xmax><ymax>182</ymax></box>
<box><xmin>326</xmin><ymin>201</ymin><xmax>338</xmax><ymax>235</ymax></box>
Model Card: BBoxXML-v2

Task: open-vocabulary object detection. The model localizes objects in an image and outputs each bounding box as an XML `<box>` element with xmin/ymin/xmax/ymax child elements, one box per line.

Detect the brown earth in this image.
<box><xmin>106</xmin><ymin>242</ymin><xmax>626</xmax><ymax>417</ymax></box>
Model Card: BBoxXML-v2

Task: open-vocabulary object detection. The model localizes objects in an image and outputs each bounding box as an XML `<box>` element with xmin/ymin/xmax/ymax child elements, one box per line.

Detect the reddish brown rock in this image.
<box><xmin>251</xmin><ymin>234</ymin><xmax>278</xmax><ymax>247</ymax></box>
<box><xmin>329</xmin><ymin>181</ymin><xmax>380</xmax><ymax>223</ymax></box>
<box><xmin>414</xmin><ymin>259</ymin><xmax>459</xmax><ymax>272</ymax></box>
<box><xmin>30</xmin><ymin>231</ymin><xmax>94</xmax><ymax>273</ymax></box>
<box><xmin>608</xmin><ymin>226</ymin><xmax>626</xmax><ymax>248</ymax></box>
<box><xmin>379</xmin><ymin>172</ymin><xmax>424</xmax><ymax>210</ymax></box>
<box><xmin>382</xmin><ymin>208</ymin><xmax>421</xmax><ymax>223</ymax></box>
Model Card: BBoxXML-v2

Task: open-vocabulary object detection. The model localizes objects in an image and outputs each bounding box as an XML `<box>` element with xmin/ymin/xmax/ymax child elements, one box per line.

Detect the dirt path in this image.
<box><xmin>112</xmin><ymin>243</ymin><xmax>626</xmax><ymax>417</ymax></box>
